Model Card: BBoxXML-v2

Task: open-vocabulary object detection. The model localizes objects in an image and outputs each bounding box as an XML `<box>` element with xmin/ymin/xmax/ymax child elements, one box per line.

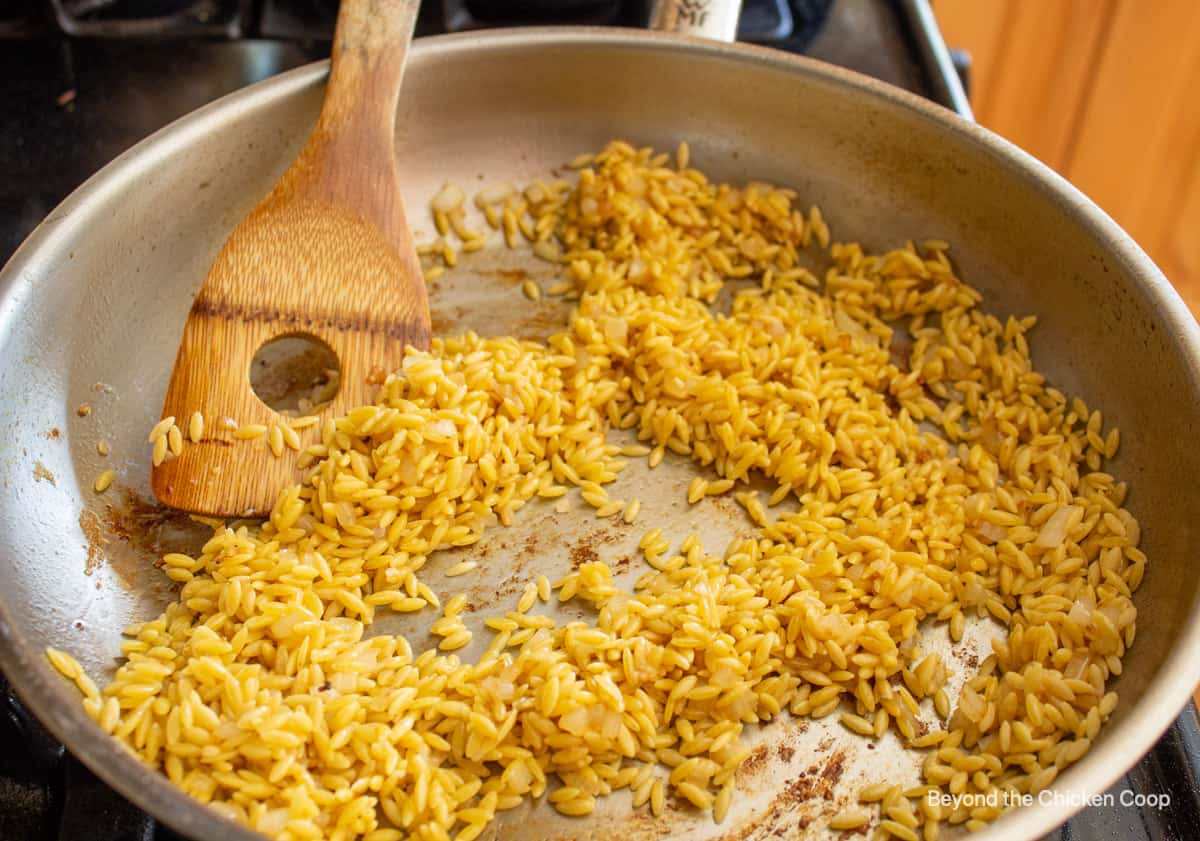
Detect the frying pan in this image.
<box><xmin>3</xmin><ymin>4</ymin><xmax>1200</xmax><ymax>841</ymax></box>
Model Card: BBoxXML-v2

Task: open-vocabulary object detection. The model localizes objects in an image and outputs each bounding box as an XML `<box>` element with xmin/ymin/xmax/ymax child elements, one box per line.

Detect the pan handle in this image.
<box><xmin>648</xmin><ymin>0</ymin><xmax>742</xmax><ymax>42</ymax></box>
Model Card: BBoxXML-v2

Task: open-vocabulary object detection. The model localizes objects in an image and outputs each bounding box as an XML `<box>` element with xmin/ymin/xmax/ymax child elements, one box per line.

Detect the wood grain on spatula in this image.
<box><xmin>153</xmin><ymin>0</ymin><xmax>430</xmax><ymax>517</ymax></box>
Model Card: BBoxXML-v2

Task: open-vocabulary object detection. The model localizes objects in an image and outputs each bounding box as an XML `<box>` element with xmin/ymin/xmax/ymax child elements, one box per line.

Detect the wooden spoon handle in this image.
<box><xmin>300</xmin><ymin>0</ymin><xmax>421</xmax><ymax>204</ymax></box>
<box><xmin>332</xmin><ymin>0</ymin><xmax>421</xmax><ymax>54</ymax></box>
<box><xmin>324</xmin><ymin>0</ymin><xmax>420</xmax><ymax>124</ymax></box>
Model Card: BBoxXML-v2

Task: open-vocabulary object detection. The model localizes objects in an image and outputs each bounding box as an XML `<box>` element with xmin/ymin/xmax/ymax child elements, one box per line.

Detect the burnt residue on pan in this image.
<box><xmin>729</xmin><ymin>749</ymin><xmax>849</xmax><ymax>839</ymax></box>
<box><xmin>514</xmin><ymin>299</ymin><xmax>571</xmax><ymax>342</ymax></box>
<box><xmin>102</xmin><ymin>486</ymin><xmax>209</xmax><ymax>560</ymax></box>
<box><xmin>568</xmin><ymin>534</ymin><xmax>600</xmax><ymax>568</ymax></box>
<box><xmin>739</xmin><ymin>743</ymin><xmax>771</xmax><ymax>779</ymax></box>
<box><xmin>889</xmin><ymin>329</ymin><xmax>914</xmax><ymax>373</ymax></box>
<box><xmin>76</xmin><ymin>485</ymin><xmax>209</xmax><ymax>590</ymax></box>
<box><xmin>559</xmin><ymin>749</ymin><xmax>852</xmax><ymax>841</ymax></box>
<box><xmin>79</xmin><ymin>508</ymin><xmax>105</xmax><ymax>575</ymax></box>
<box><xmin>522</xmin><ymin>532</ymin><xmax>541</xmax><ymax>558</ymax></box>
<box><xmin>429</xmin><ymin>304</ymin><xmax>467</xmax><ymax>336</ymax></box>
<box><xmin>488</xmin><ymin>267</ymin><xmax>531</xmax><ymax>286</ymax></box>
<box><xmin>567</xmin><ymin>526</ymin><xmax>627</xmax><ymax>569</ymax></box>
<box><xmin>32</xmin><ymin>461</ymin><xmax>56</xmax><ymax>485</ymax></box>
<box><xmin>461</xmin><ymin>537</ymin><xmax>533</xmax><ymax>608</ymax></box>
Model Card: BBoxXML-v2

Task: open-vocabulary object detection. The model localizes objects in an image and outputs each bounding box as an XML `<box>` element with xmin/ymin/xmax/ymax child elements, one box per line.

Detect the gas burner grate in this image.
<box><xmin>47</xmin><ymin>0</ymin><xmax>247</xmax><ymax>37</ymax></box>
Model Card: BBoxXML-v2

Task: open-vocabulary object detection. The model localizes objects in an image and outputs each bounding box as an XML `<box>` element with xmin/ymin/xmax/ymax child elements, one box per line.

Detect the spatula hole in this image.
<box><xmin>250</xmin><ymin>334</ymin><xmax>341</xmax><ymax>416</ymax></box>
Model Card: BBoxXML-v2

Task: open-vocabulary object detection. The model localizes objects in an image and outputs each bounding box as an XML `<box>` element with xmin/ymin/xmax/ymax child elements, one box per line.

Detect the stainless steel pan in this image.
<box><xmin>3</xmin><ymin>15</ymin><xmax>1200</xmax><ymax>841</ymax></box>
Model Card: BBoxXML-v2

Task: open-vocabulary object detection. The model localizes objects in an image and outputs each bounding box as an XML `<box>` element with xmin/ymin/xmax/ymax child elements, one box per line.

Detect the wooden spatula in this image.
<box><xmin>152</xmin><ymin>0</ymin><xmax>430</xmax><ymax>517</ymax></box>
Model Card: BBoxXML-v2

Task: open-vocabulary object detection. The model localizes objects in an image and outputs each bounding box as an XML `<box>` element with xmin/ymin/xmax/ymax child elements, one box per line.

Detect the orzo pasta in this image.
<box><xmin>48</xmin><ymin>141</ymin><xmax>1141</xmax><ymax>841</ymax></box>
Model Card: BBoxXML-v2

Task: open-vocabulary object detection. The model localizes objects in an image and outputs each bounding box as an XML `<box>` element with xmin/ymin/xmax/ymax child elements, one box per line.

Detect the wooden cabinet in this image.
<box><xmin>934</xmin><ymin>0</ymin><xmax>1200</xmax><ymax>317</ymax></box>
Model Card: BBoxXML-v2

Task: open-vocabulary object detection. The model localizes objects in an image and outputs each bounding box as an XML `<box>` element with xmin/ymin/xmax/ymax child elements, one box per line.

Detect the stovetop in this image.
<box><xmin>0</xmin><ymin>1</ymin><xmax>1196</xmax><ymax>840</ymax></box>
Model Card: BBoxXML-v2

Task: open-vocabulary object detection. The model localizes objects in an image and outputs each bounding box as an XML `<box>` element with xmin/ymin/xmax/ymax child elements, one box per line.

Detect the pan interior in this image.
<box><xmin>0</xmin><ymin>31</ymin><xmax>1196</xmax><ymax>841</ymax></box>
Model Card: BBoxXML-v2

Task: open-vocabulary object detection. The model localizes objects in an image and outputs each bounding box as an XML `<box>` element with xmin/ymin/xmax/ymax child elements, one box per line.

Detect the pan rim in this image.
<box><xmin>1</xmin><ymin>25</ymin><xmax>1198</xmax><ymax>841</ymax></box>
